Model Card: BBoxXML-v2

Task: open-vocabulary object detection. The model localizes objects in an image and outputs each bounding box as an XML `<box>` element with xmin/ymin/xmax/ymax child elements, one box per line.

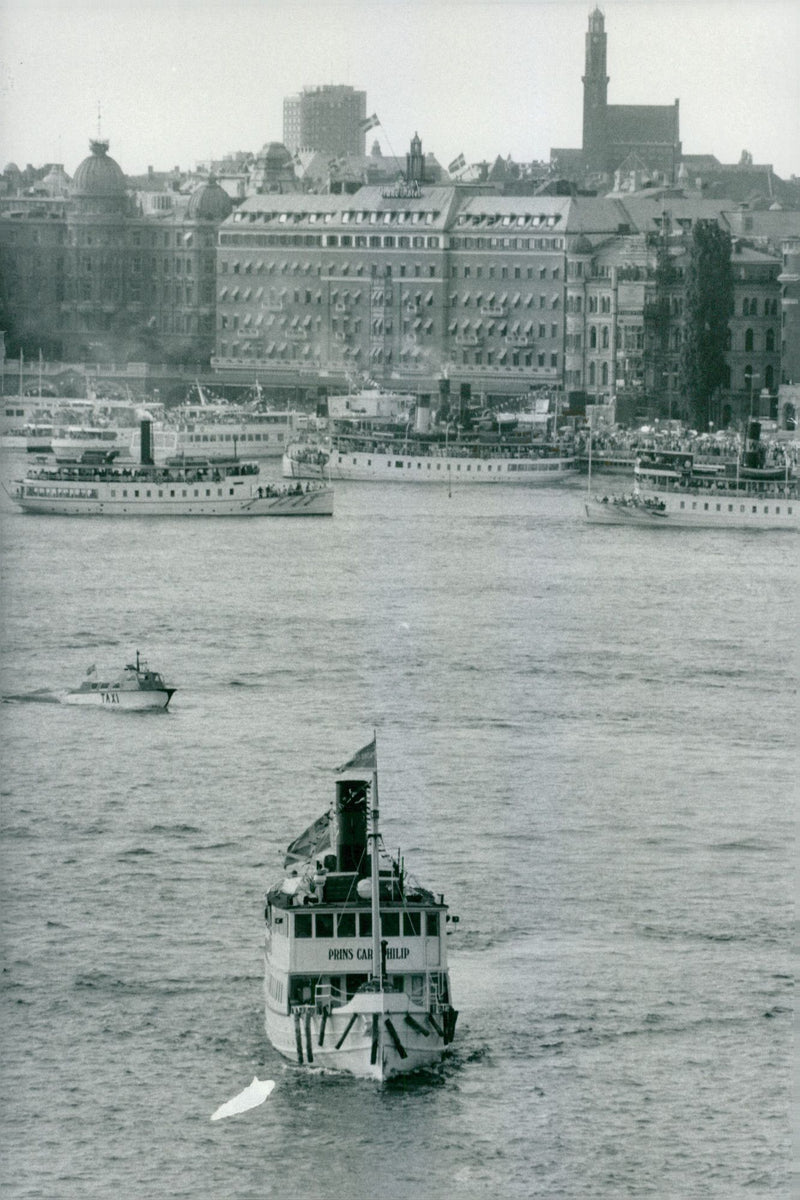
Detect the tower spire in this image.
<box><xmin>582</xmin><ymin>6</ymin><xmax>609</xmax><ymax>174</ymax></box>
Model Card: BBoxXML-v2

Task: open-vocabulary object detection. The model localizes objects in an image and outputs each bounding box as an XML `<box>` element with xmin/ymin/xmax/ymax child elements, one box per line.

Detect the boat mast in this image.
<box><xmin>587</xmin><ymin>418</ymin><xmax>592</xmax><ymax>495</ymax></box>
<box><xmin>369</xmin><ymin>734</ymin><xmax>384</xmax><ymax>988</ymax></box>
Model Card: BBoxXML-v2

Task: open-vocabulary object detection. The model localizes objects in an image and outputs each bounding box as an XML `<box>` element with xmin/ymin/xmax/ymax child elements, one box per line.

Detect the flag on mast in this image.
<box><xmin>359</xmin><ymin>113</ymin><xmax>380</xmax><ymax>132</ymax></box>
<box><xmin>448</xmin><ymin>152</ymin><xmax>466</xmax><ymax>174</ymax></box>
<box><xmin>336</xmin><ymin>737</ymin><xmax>376</xmax><ymax>774</ymax></box>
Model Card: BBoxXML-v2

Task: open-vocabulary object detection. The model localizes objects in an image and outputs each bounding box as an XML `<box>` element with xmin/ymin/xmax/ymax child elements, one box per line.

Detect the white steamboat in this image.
<box><xmin>264</xmin><ymin>739</ymin><xmax>458</xmax><ymax>1081</ymax></box>
<box><xmin>12</xmin><ymin>422</ymin><xmax>333</xmax><ymax>517</ymax></box>
<box><xmin>284</xmin><ymin>436</ymin><xmax>576</xmax><ymax>485</ymax></box>
<box><xmin>585</xmin><ymin>422</ymin><xmax>797</xmax><ymax>531</ymax></box>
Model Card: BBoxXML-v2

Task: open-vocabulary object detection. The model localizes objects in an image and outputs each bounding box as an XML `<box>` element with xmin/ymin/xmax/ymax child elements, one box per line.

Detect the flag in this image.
<box><xmin>86</xmin><ymin>664</ymin><xmax>97</xmax><ymax>676</ymax></box>
<box><xmin>336</xmin><ymin>738</ymin><xmax>376</xmax><ymax>774</ymax></box>
<box><xmin>448</xmin><ymin>152</ymin><xmax>466</xmax><ymax>174</ymax></box>
<box><xmin>359</xmin><ymin>113</ymin><xmax>380</xmax><ymax>132</ymax></box>
<box><xmin>284</xmin><ymin>812</ymin><xmax>331</xmax><ymax>868</ymax></box>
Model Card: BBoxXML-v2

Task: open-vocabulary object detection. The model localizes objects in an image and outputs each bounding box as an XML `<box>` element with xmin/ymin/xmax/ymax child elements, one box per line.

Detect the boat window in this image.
<box><xmin>410</xmin><ymin>974</ymin><xmax>425</xmax><ymax>1005</ymax></box>
<box><xmin>358</xmin><ymin>912</ymin><xmax>372</xmax><ymax>938</ymax></box>
<box><xmin>315</xmin><ymin>913</ymin><xmax>334</xmax><ymax>938</ymax></box>
<box><xmin>403</xmin><ymin>912</ymin><xmax>421</xmax><ymax>936</ymax></box>
<box><xmin>345</xmin><ymin>974</ymin><xmax>369</xmax><ymax>999</ymax></box>
<box><xmin>289</xmin><ymin>975</ymin><xmax>320</xmax><ymax>1004</ymax></box>
<box><xmin>294</xmin><ymin>912</ymin><xmax>312</xmax><ymax>938</ymax></box>
<box><xmin>337</xmin><ymin>912</ymin><xmax>356</xmax><ymax>937</ymax></box>
<box><xmin>382</xmin><ymin>911</ymin><xmax>400</xmax><ymax>937</ymax></box>
<box><xmin>426</xmin><ymin>912</ymin><xmax>440</xmax><ymax>937</ymax></box>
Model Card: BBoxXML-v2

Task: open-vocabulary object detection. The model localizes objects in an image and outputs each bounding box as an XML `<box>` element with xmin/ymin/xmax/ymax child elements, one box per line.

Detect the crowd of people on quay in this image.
<box><xmin>574</xmin><ymin>427</ymin><xmax>798</xmax><ymax>468</ymax></box>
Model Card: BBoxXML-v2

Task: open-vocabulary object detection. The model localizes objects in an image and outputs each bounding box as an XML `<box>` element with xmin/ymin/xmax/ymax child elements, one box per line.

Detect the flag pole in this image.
<box><xmin>368</xmin><ymin>731</ymin><xmax>383</xmax><ymax>987</ymax></box>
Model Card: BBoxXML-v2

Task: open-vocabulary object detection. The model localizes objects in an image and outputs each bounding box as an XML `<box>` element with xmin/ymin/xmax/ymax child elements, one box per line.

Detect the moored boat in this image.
<box><xmin>264</xmin><ymin>738</ymin><xmax>458</xmax><ymax>1081</ymax></box>
<box><xmin>584</xmin><ymin>423</ymin><xmax>797</xmax><ymax>530</ymax></box>
<box><xmin>63</xmin><ymin>652</ymin><xmax>175</xmax><ymax>709</ymax></box>
<box><xmin>283</xmin><ymin>434</ymin><xmax>576</xmax><ymax>485</ymax></box>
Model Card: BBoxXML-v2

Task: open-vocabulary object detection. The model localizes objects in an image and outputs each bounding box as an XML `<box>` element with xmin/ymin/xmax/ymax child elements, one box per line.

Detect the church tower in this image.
<box><xmin>582</xmin><ymin>7</ymin><xmax>609</xmax><ymax>173</ymax></box>
<box><xmin>406</xmin><ymin>133</ymin><xmax>425</xmax><ymax>184</ymax></box>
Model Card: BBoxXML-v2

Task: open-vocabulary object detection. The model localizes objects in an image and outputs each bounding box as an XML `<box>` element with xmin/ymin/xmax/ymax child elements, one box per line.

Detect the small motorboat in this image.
<box><xmin>62</xmin><ymin>652</ymin><xmax>175</xmax><ymax>709</ymax></box>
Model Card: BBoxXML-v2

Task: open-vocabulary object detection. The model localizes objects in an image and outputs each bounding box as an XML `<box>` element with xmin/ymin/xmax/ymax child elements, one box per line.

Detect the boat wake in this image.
<box><xmin>2</xmin><ymin>689</ymin><xmax>62</xmax><ymax>704</ymax></box>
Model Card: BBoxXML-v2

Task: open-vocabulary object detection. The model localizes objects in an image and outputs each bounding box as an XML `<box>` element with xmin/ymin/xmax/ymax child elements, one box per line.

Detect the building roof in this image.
<box><xmin>186</xmin><ymin>177</ymin><xmax>233</xmax><ymax>221</ymax></box>
<box><xmin>606</xmin><ymin>104</ymin><xmax>680</xmax><ymax>147</ymax></box>
<box><xmin>72</xmin><ymin>140</ymin><xmax>126</xmax><ymax>197</ymax></box>
<box><xmin>227</xmin><ymin>184</ymin><xmax>460</xmax><ymax>230</ymax></box>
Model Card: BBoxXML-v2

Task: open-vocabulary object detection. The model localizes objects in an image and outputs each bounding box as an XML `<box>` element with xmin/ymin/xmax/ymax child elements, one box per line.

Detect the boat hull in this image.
<box><xmin>62</xmin><ymin>687</ymin><xmax>174</xmax><ymax>709</ymax></box>
<box><xmin>284</xmin><ymin>446</ymin><xmax>576</xmax><ymax>484</ymax></box>
<box><xmin>265</xmin><ymin>984</ymin><xmax>455</xmax><ymax>1081</ymax></box>
<box><xmin>586</xmin><ymin>490</ymin><xmax>798</xmax><ymax>530</ymax></box>
<box><xmin>14</xmin><ymin>485</ymin><xmax>333</xmax><ymax>517</ymax></box>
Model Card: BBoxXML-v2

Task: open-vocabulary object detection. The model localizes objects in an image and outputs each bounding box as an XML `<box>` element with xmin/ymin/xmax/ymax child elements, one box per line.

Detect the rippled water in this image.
<box><xmin>0</xmin><ymin>453</ymin><xmax>793</xmax><ymax>1199</ymax></box>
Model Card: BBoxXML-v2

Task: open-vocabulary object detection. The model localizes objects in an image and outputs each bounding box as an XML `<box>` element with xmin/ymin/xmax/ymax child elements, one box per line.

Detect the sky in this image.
<box><xmin>0</xmin><ymin>0</ymin><xmax>798</xmax><ymax>179</ymax></box>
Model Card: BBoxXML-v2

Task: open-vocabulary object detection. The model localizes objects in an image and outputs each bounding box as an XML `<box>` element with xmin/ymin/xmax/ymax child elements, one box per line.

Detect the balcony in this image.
<box><xmin>481</xmin><ymin>305</ymin><xmax>507</xmax><ymax>318</ymax></box>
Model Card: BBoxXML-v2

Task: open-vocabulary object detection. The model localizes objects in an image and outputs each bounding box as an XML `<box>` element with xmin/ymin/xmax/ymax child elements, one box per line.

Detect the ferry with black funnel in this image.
<box><xmin>263</xmin><ymin>738</ymin><xmax>458</xmax><ymax>1081</ymax></box>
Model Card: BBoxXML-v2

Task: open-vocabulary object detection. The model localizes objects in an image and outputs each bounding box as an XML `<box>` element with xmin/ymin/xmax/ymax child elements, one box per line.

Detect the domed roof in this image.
<box><xmin>186</xmin><ymin>176</ymin><xmax>233</xmax><ymax>221</ymax></box>
<box><xmin>572</xmin><ymin>234</ymin><xmax>593</xmax><ymax>255</ymax></box>
<box><xmin>260</xmin><ymin>141</ymin><xmax>292</xmax><ymax>166</ymax></box>
<box><xmin>72</xmin><ymin>140</ymin><xmax>126</xmax><ymax>196</ymax></box>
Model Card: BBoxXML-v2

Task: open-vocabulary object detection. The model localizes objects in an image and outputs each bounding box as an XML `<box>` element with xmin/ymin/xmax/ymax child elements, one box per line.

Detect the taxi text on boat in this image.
<box><xmin>62</xmin><ymin>652</ymin><xmax>175</xmax><ymax>710</ymax></box>
<box><xmin>264</xmin><ymin>738</ymin><xmax>458</xmax><ymax>1081</ymax></box>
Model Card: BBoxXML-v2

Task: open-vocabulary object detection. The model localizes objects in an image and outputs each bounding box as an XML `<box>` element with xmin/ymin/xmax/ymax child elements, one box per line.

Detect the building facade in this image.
<box><xmin>0</xmin><ymin>140</ymin><xmax>232</xmax><ymax>365</ymax></box>
<box><xmin>283</xmin><ymin>85</ymin><xmax>368</xmax><ymax>157</ymax></box>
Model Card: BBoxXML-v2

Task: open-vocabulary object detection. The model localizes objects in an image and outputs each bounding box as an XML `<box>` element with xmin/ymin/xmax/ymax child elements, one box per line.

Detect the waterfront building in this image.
<box><xmin>283</xmin><ymin>85</ymin><xmax>368</xmax><ymax>158</ymax></box>
<box><xmin>0</xmin><ymin>139</ymin><xmax>231</xmax><ymax>365</ymax></box>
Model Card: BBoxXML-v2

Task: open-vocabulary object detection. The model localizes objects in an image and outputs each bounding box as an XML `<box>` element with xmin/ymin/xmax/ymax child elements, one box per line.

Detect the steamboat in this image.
<box><xmin>263</xmin><ymin>739</ymin><xmax>458</xmax><ymax>1081</ymax></box>
<box><xmin>11</xmin><ymin>421</ymin><xmax>333</xmax><ymax>517</ymax></box>
<box><xmin>585</xmin><ymin>422</ymin><xmax>797</xmax><ymax>530</ymax></box>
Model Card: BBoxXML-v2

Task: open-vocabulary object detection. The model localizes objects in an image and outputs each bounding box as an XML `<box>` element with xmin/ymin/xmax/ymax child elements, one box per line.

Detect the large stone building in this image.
<box><xmin>283</xmin><ymin>85</ymin><xmax>368</xmax><ymax>158</ymax></box>
<box><xmin>552</xmin><ymin>8</ymin><xmax>681</xmax><ymax>185</ymax></box>
<box><xmin>0</xmin><ymin>139</ymin><xmax>232</xmax><ymax>364</ymax></box>
<box><xmin>210</xmin><ymin>171</ymin><xmax>784</xmax><ymax>424</ymax></box>
<box><xmin>1</xmin><ymin>136</ymin><xmax>794</xmax><ymax>426</ymax></box>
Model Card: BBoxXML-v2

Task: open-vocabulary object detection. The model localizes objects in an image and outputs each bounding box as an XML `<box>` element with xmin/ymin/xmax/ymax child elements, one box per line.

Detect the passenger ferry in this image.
<box><xmin>283</xmin><ymin>433</ymin><xmax>576</xmax><ymax>485</ymax></box>
<box><xmin>12</xmin><ymin>452</ymin><xmax>333</xmax><ymax>517</ymax></box>
<box><xmin>264</xmin><ymin>739</ymin><xmax>458</xmax><ymax>1081</ymax></box>
<box><xmin>63</xmin><ymin>652</ymin><xmax>175</xmax><ymax>710</ymax></box>
<box><xmin>585</xmin><ymin>423</ymin><xmax>797</xmax><ymax>530</ymax></box>
<box><xmin>51</xmin><ymin>423</ymin><xmax>178</xmax><ymax>463</ymax></box>
<box><xmin>169</xmin><ymin>384</ymin><xmax>303</xmax><ymax>460</ymax></box>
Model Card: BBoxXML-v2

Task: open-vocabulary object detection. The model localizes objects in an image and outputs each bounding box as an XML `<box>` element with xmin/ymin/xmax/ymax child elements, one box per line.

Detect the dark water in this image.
<box><xmin>0</xmin><ymin>455</ymin><xmax>794</xmax><ymax>1199</ymax></box>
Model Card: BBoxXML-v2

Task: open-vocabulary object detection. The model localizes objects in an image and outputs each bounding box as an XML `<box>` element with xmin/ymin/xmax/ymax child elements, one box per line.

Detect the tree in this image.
<box><xmin>679</xmin><ymin>220</ymin><xmax>734</xmax><ymax>430</ymax></box>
